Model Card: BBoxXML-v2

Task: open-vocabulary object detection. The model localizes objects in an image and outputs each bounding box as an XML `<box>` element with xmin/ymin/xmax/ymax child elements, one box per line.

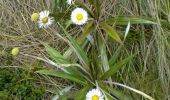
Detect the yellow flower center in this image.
<box><xmin>76</xmin><ymin>14</ymin><xmax>83</xmax><ymax>21</ymax></box>
<box><xmin>92</xmin><ymin>95</ymin><xmax>99</xmax><ymax>100</ymax></box>
<box><xmin>41</xmin><ymin>17</ymin><xmax>48</xmax><ymax>23</ymax></box>
<box><xmin>31</xmin><ymin>13</ymin><xmax>39</xmax><ymax>21</ymax></box>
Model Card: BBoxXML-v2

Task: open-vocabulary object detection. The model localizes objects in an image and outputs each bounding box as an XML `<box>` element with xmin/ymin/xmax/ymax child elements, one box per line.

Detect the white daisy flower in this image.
<box><xmin>67</xmin><ymin>0</ymin><xmax>74</xmax><ymax>5</ymax></box>
<box><xmin>86</xmin><ymin>88</ymin><xmax>104</xmax><ymax>100</ymax></box>
<box><xmin>38</xmin><ymin>10</ymin><xmax>54</xmax><ymax>28</ymax></box>
<box><xmin>71</xmin><ymin>8</ymin><xmax>88</xmax><ymax>25</ymax></box>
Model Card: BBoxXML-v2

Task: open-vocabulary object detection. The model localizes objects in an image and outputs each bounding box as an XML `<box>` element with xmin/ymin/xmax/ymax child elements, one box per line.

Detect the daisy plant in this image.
<box><xmin>34</xmin><ymin>0</ymin><xmax>157</xmax><ymax>99</ymax></box>
<box><xmin>31</xmin><ymin>11</ymin><xmax>54</xmax><ymax>28</ymax></box>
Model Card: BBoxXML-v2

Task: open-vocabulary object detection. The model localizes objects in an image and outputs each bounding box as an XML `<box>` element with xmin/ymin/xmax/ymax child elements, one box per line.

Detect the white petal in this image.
<box><xmin>67</xmin><ymin>0</ymin><xmax>74</xmax><ymax>5</ymax></box>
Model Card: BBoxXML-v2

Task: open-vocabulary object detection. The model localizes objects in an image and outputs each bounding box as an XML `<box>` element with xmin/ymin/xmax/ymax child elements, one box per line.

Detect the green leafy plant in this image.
<box><xmin>33</xmin><ymin>0</ymin><xmax>157</xmax><ymax>99</ymax></box>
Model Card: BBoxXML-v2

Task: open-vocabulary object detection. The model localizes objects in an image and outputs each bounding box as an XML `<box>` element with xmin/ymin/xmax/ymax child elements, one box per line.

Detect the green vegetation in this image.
<box><xmin>0</xmin><ymin>0</ymin><xmax>170</xmax><ymax>99</ymax></box>
<box><xmin>0</xmin><ymin>68</ymin><xmax>46</xmax><ymax>99</ymax></box>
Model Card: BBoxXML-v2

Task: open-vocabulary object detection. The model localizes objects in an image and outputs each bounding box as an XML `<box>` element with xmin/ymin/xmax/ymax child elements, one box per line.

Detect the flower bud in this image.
<box><xmin>11</xmin><ymin>47</ymin><xmax>20</xmax><ymax>56</ymax></box>
<box><xmin>31</xmin><ymin>13</ymin><xmax>39</xmax><ymax>21</ymax></box>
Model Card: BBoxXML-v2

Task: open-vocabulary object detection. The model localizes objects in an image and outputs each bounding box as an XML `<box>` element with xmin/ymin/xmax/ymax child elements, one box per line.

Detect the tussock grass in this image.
<box><xmin>0</xmin><ymin>0</ymin><xmax>169</xmax><ymax>99</ymax></box>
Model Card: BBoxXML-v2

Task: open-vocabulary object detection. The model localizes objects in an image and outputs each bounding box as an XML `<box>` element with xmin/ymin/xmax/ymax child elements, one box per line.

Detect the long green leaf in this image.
<box><xmin>106</xmin><ymin>16</ymin><xmax>156</xmax><ymax>25</ymax></box>
<box><xmin>36</xmin><ymin>70</ymin><xmax>87</xmax><ymax>85</ymax></box>
<box><xmin>44</xmin><ymin>44</ymin><xmax>69</xmax><ymax>64</ymax></box>
<box><xmin>101</xmin><ymin>55</ymin><xmax>135</xmax><ymax>79</ymax></box>
<box><xmin>100</xmin><ymin>22</ymin><xmax>122</xmax><ymax>43</ymax></box>
<box><xmin>44</xmin><ymin>44</ymin><xmax>90</xmax><ymax>80</ymax></box>
<box><xmin>58</xmin><ymin>23</ymin><xmax>90</xmax><ymax>72</ymax></box>
<box><xmin>97</xmin><ymin>36</ymin><xmax>109</xmax><ymax>73</ymax></box>
<box><xmin>77</xmin><ymin>21</ymin><xmax>94</xmax><ymax>44</ymax></box>
<box><xmin>109</xmin><ymin>45</ymin><xmax>123</xmax><ymax>66</ymax></box>
<box><xmin>94</xmin><ymin>0</ymin><xmax>100</xmax><ymax>19</ymax></box>
<box><xmin>64</xmin><ymin>21</ymin><xmax>94</xmax><ymax>59</ymax></box>
<box><xmin>64</xmin><ymin>65</ymin><xmax>91</xmax><ymax>83</ymax></box>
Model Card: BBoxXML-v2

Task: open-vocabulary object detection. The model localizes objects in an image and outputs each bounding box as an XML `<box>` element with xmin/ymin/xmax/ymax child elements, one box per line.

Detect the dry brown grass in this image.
<box><xmin>0</xmin><ymin>0</ymin><xmax>67</xmax><ymax>65</ymax></box>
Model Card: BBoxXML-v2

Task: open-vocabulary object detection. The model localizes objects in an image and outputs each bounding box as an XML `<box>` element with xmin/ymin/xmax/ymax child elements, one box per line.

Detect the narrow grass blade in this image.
<box><xmin>65</xmin><ymin>20</ymin><xmax>72</xmax><ymax>29</ymax></box>
<box><xmin>105</xmin><ymin>81</ymin><xmax>155</xmax><ymax>100</ymax></box>
<box><xmin>99</xmin><ymin>82</ymin><xmax>133</xmax><ymax>100</ymax></box>
<box><xmin>44</xmin><ymin>44</ymin><xmax>69</xmax><ymax>64</ymax></box>
<box><xmin>94</xmin><ymin>0</ymin><xmax>100</xmax><ymax>19</ymax></box>
<box><xmin>97</xmin><ymin>36</ymin><xmax>109</xmax><ymax>72</ymax></box>
<box><xmin>109</xmin><ymin>45</ymin><xmax>123</xmax><ymax>66</ymax></box>
<box><xmin>58</xmin><ymin>23</ymin><xmax>90</xmax><ymax>72</ymax></box>
<box><xmin>100</xmin><ymin>22</ymin><xmax>122</xmax><ymax>43</ymax></box>
<box><xmin>124</xmin><ymin>21</ymin><xmax>131</xmax><ymax>40</ymax></box>
<box><xmin>64</xmin><ymin>21</ymin><xmax>94</xmax><ymax>59</ymax></box>
<box><xmin>101</xmin><ymin>55</ymin><xmax>135</xmax><ymax>80</ymax></box>
<box><xmin>77</xmin><ymin>21</ymin><xmax>94</xmax><ymax>44</ymax></box>
<box><xmin>106</xmin><ymin>16</ymin><xmax>156</xmax><ymax>25</ymax></box>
